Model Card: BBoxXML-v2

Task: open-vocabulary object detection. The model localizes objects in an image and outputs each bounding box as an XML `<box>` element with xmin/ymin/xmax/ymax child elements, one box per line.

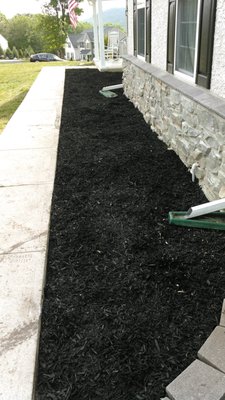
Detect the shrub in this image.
<box><xmin>12</xmin><ymin>46</ymin><xmax>19</xmax><ymax>59</ymax></box>
<box><xmin>5</xmin><ymin>47</ymin><xmax>13</xmax><ymax>59</ymax></box>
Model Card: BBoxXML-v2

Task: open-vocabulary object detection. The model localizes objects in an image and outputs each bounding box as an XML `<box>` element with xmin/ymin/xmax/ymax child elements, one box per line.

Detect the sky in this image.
<box><xmin>0</xmin><ymin>0</ymin><xmax>125</xmax><ymax>20</ymax></box>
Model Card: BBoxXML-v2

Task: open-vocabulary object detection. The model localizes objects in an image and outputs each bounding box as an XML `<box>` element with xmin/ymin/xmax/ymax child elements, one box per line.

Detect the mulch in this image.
<box><xmin>36</xmin><ymin>68</ymin><xmax>225</xmax><ymax>400</ymax></box>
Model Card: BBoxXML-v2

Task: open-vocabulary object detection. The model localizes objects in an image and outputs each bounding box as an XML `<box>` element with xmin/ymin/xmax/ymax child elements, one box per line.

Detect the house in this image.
<box><xmin>65</xmin><ymin>30</ymin><xmax>94</xmax><ymax>61</ymax></box>
<box><xmin>123</xmin><ymin>0</ymin><xmax>225</xmax><ymax>201</ymax></box>
<box><xmin>65</xmin><ymin>27</ymin><xmax>127</xmax><ymax>62</ymax></box>
<box><xmin>81</xmin><ymin>0</ymin><xmax>127</xmax><ymax>71</ymax></box>
<box><xmin>0</xmin><ymin>34</ymin><xmax>8</xmax><ymax>52</ymax></box>
<box><xmin>106</xmin><ymin>27</ymin><xmax>127</xmax><ymax>58</ymax></box>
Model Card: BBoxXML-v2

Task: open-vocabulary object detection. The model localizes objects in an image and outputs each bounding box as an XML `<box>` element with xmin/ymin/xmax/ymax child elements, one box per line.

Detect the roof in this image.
<box><xmin>68</xmin><ymin>30</ymin><xmax>94</xmax><ymax>47</ymax></box>
<box><xmin>68</xmin><ymin>27</ymin><xmax>125</xmax><ymax>48</ymax></box>
<box><xmin>80</xmin><ymin>49</ymin><xmax>92</xmax><ymax>55</ymax></box>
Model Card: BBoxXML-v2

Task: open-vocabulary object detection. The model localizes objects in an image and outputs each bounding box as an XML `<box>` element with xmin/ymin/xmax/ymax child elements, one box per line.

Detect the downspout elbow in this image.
<box><xmin>190</xmin><ymin>162</ymin><xmax>200</xmax><ymax>182</ymax></box>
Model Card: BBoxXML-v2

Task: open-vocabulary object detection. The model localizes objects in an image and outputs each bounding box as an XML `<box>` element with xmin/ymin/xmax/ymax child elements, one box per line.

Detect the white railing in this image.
<box><xmin>104</xmin><ymin>45</ymin><xmax>119</xmax><ymax>60</ymax></box>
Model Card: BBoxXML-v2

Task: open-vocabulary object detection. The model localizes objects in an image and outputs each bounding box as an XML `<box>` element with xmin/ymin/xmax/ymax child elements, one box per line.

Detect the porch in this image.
<box><xmin>87</xmin><ymin>0</ymin><xmax>125</xmax><ymax>72</ymax></box>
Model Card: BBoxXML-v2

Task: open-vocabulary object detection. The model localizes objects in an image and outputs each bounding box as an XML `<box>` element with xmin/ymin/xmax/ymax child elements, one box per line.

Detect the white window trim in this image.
<box><xmin>137</xmin><ymin>0</ymin><xmax>145</xmax><ymax>8</ymax></box>
<box><xmin>137</xmin><ymin>0</ymin><xmax>146</xmax><ymax>61</ymax></box>
<box><xmin>174</xmin><ymin>0</ymin><xmax>202</xmax><ymax>83</ymax></box>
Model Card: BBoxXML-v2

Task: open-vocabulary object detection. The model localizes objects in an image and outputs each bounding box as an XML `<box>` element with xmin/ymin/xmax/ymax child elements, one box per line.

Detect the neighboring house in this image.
<box><xmin>65</xmin><ymin>30</ymin><xmax>94</xmax><ymax>61</ymax></box>
<box><xmin>124</xmin><ymin>0</ymin><xmax>225</xmax><ymax>201</ymax></box>
<box><xmin>65</xmin><ymin>27</ymin><xmax>127</xmax><ymax>61</ymax></box>
<box><xmin>0</xmin><ymin>34</ymin><xmax>8</xmax><ymax>51</ymax></box>
<box><xmin>106</xmin><ymin>26</ymin><xmax>127</xmax><ymax>57</ymax></box>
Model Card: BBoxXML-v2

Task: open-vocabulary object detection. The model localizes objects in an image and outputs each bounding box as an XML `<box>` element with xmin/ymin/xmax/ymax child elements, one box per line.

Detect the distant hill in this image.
<box><xmin>87</xmin><ymin>8</ymin><xmax>126</xmax><ymax>29</ymax></box>
<box><xmin>103</xmin><ymin>8</ymin><xmax>126</xmax><ymax>28</ymax></box>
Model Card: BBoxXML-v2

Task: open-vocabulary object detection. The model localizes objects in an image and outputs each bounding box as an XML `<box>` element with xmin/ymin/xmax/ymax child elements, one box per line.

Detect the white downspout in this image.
<box><xmin>185</xmin><ymin>198</ymin><xmax>225</xmax><ymax>219</ymax></box>
<box><xmin>190</xmin><ymin>162</ymin><xmax>199</xmax><ymax>182</ymax></box>
<box><xmin>102</xmin><ymin>84</ymin><xmax>123</xmax><ymax>91</ymax></box>
<box><xmin>97</xmin><ymin>0</ymin><xmax>105</xmax><ymax>69</ymax></box>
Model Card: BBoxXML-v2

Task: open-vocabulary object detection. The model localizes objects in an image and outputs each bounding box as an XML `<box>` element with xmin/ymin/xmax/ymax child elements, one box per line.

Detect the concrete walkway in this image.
<box><xmin>0</xmin><ymin>66</ymin><xmax>65</xmax><ymax>400</ymax></box>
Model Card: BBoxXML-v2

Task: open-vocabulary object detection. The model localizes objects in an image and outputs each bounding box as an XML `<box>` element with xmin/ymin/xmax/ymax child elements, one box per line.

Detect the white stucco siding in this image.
<box><xmin>210</xmin><ymin>0</ymin><xmax>225</xmax><ymax>99</ymax></box>
<box><xmin>127</xmin><ymin>0</ymin><xmax>134</xmax><ymax>55</ymax></box>
<box><xmin>151</xmin><ymin>0</ymin><xmax>168</xmax><ymax>70</ymax></box>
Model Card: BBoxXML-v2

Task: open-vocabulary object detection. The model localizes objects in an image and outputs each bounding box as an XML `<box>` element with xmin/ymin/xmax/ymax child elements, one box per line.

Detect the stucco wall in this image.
<box><xmin>126</xmin><ymin>0</ymin><xmax>225</xmax><ymax>100</ymax></box>
<box><xmin>211</xmin><ymin>0</ymin><xmax>225</xmax><ymax>99</ymax></box>
<box><xmin>151</xmin><ymin>0</ymin><xmax>168</xmax><ymax>70</ymax></box>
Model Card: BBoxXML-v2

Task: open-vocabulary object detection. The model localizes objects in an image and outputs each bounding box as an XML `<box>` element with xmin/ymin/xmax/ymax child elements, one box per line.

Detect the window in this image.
<box><xmin>133</xmin><ymin>0</ymin><xmax>151</xmax><ymax>62</ymax></box>
<box><xmin>137</xmin><ymin>0</ymin><xmax>145</xmax><ymax>57</ymax></box>
<box><xmin>167</xmin><ymin>0</ymin><xmax>217</xmax><ymax>88</ymax></box>
<box><xmin>175</xmin><ymin>0</ymin><xmax>199</xmax><ymax>78</ymax></box>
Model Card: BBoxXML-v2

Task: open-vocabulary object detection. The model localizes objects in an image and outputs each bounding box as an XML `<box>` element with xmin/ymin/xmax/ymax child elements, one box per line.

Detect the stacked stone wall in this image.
<box><xmin>123</xmin><ymin>59</ymin><xmax>225</xmax><ymax>201</ymax></box>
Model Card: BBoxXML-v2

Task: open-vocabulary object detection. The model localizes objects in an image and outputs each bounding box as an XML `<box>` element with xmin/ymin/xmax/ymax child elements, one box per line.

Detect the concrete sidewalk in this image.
<box><xmin>0</xmin><ymin>66</ymin><xmax>65</xmax><ymax>400</ymax></box>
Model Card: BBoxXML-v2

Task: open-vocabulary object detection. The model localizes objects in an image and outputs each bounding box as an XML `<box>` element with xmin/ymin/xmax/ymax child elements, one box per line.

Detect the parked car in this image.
<box><xmin>30</xmin><ymin>53</ymin><xmax>64</xmax><ymax>62</ymax></box>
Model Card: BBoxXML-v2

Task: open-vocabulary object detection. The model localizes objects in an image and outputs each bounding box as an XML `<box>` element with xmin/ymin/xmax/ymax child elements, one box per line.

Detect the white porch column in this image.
<box><xmin>92</xmin><ymin>1</ymin><xmax>99</xmax><ymax>61</ymax></box>
<box><xmin>97</xmin><ymin>0</ymin><xmax>105</xmax><ymax>68</ymax></box>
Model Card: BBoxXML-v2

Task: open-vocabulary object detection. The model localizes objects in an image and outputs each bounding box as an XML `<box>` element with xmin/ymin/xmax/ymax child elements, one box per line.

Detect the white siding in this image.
<box><xmin>151</xmin><ymin>0</ymin><xmax>168</xmax><ymax>70</ymax></box>
<box><xmin>126</xmin><ymin>0</ymin><xmax>225</xmax><ymax>100</ymax></box>
<box><xmin>210</xmin><ymin>0</ymin><xmax>225</xmax><ymax>99</ymax></box>
<box><xmin>127</xmin><ymin>0</ymin><xmax>134</xmax><ymax>55</ymax></box>
<box><xmin>0</xmin><ymin>34</ymin><xmax>8</xmax><ymax>51</ymax></box>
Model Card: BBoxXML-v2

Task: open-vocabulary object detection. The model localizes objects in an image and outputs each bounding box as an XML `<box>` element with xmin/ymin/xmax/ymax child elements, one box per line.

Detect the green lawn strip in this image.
<box><xmin>0</xmin><ymin>61</ymin><xmax>91</xmax><ymax>133</ymax></box>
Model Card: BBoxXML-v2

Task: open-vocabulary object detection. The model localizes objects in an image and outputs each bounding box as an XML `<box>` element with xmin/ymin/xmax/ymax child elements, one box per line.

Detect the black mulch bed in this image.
<box><xmin>36</xmin><ymin>69</ymin><xmax>225</xmax><ymax>400</ymax></box>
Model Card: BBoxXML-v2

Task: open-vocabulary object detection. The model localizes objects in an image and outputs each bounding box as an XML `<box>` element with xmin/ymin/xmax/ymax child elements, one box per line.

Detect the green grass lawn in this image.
<box><xmin>0</xmin><ymin>60</ymin><xmax>92</xmax><ymax>133</ymax></box>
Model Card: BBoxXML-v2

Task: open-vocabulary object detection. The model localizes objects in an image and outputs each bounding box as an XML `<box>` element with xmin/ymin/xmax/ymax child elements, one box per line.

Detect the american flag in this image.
<box><xmin>68</xmin><ymin>0</ymin><xmax>78</xmax><ymax>28</ymax></box>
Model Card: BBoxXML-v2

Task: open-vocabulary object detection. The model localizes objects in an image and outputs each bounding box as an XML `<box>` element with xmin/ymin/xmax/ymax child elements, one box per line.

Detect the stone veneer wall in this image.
<box><xmin>123</xmin><ymin>56</ymin><xmax>225</xmax><ymax>201</ymax></box>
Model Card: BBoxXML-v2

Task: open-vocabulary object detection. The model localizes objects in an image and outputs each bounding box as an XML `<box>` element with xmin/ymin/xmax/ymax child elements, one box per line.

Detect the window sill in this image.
<box><xmin>122</xmin><ymin>55</ymin><xmax>225</xmax><ymax>120</ymax></box>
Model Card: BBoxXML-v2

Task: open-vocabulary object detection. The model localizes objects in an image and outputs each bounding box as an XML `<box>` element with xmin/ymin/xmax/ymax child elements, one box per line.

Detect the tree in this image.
<box><xmin>12</xmin><ymin>46</ymin><xmax>19</xmax><ymax>59</ymax></box>
<box><xmin>35</xmin><ymin>0</ymin><xmax>84</xmax><ymax>56</ymax></box>
<box><xmin>36</xmin><ymin>14</ymin><xmax>67</xmax><ymax>55</ymax></box>
<box><xmin>19</xmin><ymin>49</ymin><xmax>24</xmax><ymax>58</ymax></box>
<box><xmin>5</xmin><ymin>47</ymin><xmax>13</xmax><ymax>59</ymax></box>
<box><xmin>24</xmin><ymin>46</ymin><xmax>34</xmax><ymax>58</ymax></box>
<box><xmin>104</xmin><ymin>35</ymin><xmax>108</xmax><ymax>47</ymax></box>
<box><xmin>7</xmin><ymin>14</ymin><xmax>43</xmax><ymax>53</ymax></box>
<box><xmin>68</xmin><ymin>21</ymin><xmax>92</xmax><ymax>34</ymax></box>
<box><xmin>0</xmin><ymin>12</ymin><xmax>9</xmax><ymax>38</ymax></box>
<box><xmin>42</xmin><ymin>0</ymin><xmax>83</xmax><ymax>27</ymax></box>
<box><xmin>104</xmin><ymin>23</ymin><xmax>126</xmax><ymax>33</ymax></box>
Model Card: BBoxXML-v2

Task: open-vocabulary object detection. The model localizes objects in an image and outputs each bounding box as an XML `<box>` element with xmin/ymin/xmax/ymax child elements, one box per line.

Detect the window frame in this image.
<box><xmin>174</xmin><ymin>0</ymin><xmax>202</xmax><ymax>83</ymax></box>
<box><xmin>137</xmin><ymin>0</ymin><xmax>146</xmax><ymax>60</ymax></box>
<box><xmin>167</xmin><ymin>0</ymin><xmax>217</xmax><ymax>89</ymax></box>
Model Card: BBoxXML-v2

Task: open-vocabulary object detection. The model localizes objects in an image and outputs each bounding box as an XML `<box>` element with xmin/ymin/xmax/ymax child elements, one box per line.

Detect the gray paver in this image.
<box><xmin>220</xmin><ymin>299</ymin><xmax>225</xmax><ymax>327</ymax></box>
<box><xmin>166</xmin><ymin>359</ymin><xmax>225</xmax><ymax>400</ymax></box>
<box><xmin>198</xmin><ymin>326</ymin><xmax>225</xmax><ymax>373</ymax></box>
